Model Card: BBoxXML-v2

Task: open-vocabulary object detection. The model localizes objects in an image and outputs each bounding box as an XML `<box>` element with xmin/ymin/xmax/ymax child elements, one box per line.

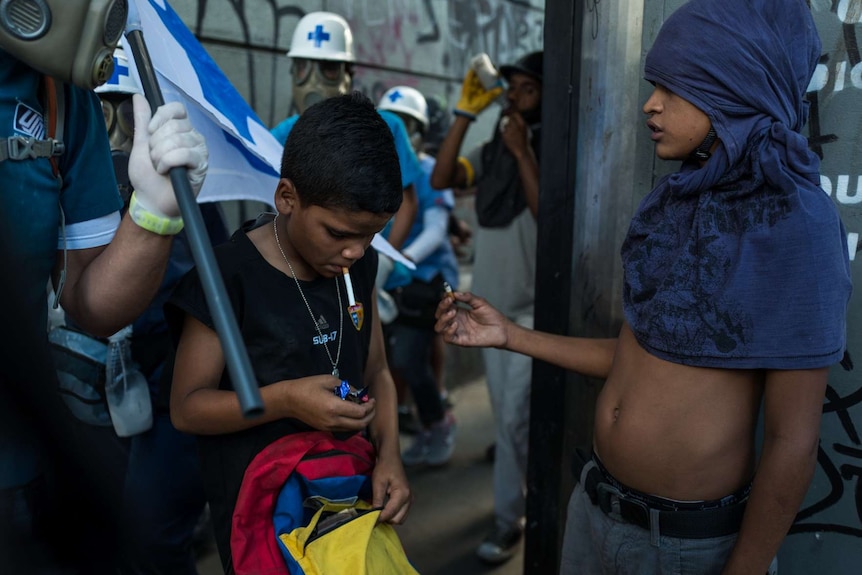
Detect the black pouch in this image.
<box><xmin>47</xmin><ymin>325</ymin><xmax>112</xmax><ymax>427</ymax></box>
<box><xmin>391</xmin><ymin>275</ymin><xmax>446</xmax><ymax>329</ymax></box>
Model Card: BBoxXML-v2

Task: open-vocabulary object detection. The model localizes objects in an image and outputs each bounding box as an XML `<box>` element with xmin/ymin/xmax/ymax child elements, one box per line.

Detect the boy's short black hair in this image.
<box><xmin>281</xmin><ymin>91</ymin><xmax>403</xmax><ymax>215</ymax></box>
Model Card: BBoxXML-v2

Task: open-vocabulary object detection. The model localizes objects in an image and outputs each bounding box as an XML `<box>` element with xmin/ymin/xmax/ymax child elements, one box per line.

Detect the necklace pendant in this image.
<box><xmin>332</xmin><ymin>367</ymin><xmax>339</xmax><ymax>378</ymax></box>
<box><xmin>348</xmin><ymin>303</ymin><xmax>364</xmax><ymax>331</ymax></box>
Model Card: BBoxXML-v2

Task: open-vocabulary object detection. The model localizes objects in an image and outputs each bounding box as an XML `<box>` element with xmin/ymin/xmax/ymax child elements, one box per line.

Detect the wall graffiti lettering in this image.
<box><xmin>791</xmin><ymin>382</ymin><xmax>862</xmax><ymax>538</ymax></box>
<box><xmin>808</xmin><ymin>58</ymin><xmax>862</xmax><ymax>92</ymax></box>
<box><xmin>837</xmin><ymin>0</ymin><xmax>862</xmax><ymax>24</ymax></box>
<box><xmin>848</xmin><ymin>233</ymin><xmax>860</xmax><ymax>260</ymax></box>
<box><xmin>443</xmin><ymin>0</ymin><xmax>543</xmax><ymax>76</ymax></box>
<box><xmin>782</xmin><ymin>5</ymin><xmax>862</xmax><ymax>559</ymax></box>
<box><xmin>820</xmin><ymin>175</ymin><xmax>862</xmax><ymax>205</ymax></box>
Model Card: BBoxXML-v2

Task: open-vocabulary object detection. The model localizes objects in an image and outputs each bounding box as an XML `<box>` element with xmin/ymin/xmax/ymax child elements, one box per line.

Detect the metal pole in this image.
<box><xmin>524</xmin><ymin>0</ymin><xmax>585</xmax><ymax>572</ymax></box>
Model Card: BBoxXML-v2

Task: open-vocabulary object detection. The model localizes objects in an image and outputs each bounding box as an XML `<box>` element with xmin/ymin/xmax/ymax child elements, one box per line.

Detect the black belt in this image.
<box><xmin>572</xmin><ymin>449</ymin><xmax>747</xmax><ymax>539</ymax></box>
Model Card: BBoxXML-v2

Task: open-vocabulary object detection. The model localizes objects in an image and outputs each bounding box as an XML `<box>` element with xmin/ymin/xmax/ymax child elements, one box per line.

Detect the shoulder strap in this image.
<box><xmin>42</xmin><ymin>75</ymin><xmax>65</xmax><ymax>178</ymax></box>
<box><xmin>42</xmin><ymin>75</ymin><xmax>68</xmax><ymax>310</ymax></box>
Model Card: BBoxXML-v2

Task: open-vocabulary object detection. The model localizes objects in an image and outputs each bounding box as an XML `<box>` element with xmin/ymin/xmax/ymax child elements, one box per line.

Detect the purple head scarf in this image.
<box><xmin>621</xmin><ymin>0</ymin><xmax>851</xmax><ymax>368</ymax></box>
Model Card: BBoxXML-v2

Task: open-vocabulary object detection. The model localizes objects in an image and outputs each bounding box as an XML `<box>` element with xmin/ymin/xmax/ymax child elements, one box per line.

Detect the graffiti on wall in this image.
<box><xmin>806</xmin><ymin>3</ymin><xmax>862</xmax><ymax>265</ymax></box>
<box><xmin>180</xmin><ymin>1</ymin><xmax>542</xmax><ymax>124</ymax></box>
<box><xmin>792</xmin><ymin>380</ymin><xmax>862</xmax><ymax>538</ymax></box>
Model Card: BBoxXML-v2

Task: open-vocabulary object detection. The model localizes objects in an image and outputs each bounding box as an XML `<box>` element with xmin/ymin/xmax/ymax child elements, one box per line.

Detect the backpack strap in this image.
<box><xmin>42</xmin><ymin>75</ymin><xmax>65</xmax><ymax>178</ymax></box>
<box><xmin>0</xmin><ymin>76</ymin><xmax>65</xmax><ymax>170</ymax></box>
<box><xmin>42</xmin><ymin>75</ymin><xmax>68</xmax><ymax>309</ymax></box>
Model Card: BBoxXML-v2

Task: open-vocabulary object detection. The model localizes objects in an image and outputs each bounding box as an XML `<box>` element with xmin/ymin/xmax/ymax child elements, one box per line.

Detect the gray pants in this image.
<box><xmin>482</xmin><ymin>313</ymin><xmax>533</xmax><ymax>531</ymax></box>
<box><xmin>560</xmin><ymin>461</ymin><xmax>778</xmax><ymax>575</ymax></box>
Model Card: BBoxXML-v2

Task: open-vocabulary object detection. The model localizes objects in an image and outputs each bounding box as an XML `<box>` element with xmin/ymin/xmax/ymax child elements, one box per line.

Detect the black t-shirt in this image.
<box><xmin>165</xmin><ymin>214</ymin><xmax>377</xmax><ymax>570</ymax></box>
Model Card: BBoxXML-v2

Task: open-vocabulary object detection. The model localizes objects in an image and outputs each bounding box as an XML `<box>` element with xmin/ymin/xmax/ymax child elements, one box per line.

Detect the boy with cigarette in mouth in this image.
<box><xmin>166</xmin><ymin>93</ymin><xmax>411</xmax><ymax>572</ymax></box>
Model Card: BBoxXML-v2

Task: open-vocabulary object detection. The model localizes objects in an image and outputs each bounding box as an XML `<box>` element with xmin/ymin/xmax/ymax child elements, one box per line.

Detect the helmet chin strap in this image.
<box><xmin>691</xmin><ymin>126</ymin><xmax>717</xmax><ymax>161</ymax></box>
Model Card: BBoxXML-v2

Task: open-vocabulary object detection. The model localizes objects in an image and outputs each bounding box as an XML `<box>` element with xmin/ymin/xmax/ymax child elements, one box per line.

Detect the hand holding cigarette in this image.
<box><xmin>434</xmin><ymin>290</ymin><xmax>510</xmax><ymax>349</ymax></box>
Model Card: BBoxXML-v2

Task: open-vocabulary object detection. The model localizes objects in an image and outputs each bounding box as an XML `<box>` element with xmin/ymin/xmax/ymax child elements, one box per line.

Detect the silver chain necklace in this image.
<box><xmin>273</xmin><ymin>214</ymin><xmax>344</xmax><ymax>377</ymax></box>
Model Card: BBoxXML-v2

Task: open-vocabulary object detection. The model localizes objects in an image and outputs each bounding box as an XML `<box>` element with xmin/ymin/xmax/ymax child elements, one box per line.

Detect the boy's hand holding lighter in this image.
<box><xmin>434</xmin><ymin>289</ymin><xmax>511</xmax><ymax>349</ymax></box>
<box><xmin>333</xmin><ymin>380</ymin><xmax>370</xmax><ymax>404</ymax></box>
<box><xmin>282</xmin><ymin>374</ymin><xmax>376</xmax><ymax>432</ymax></box>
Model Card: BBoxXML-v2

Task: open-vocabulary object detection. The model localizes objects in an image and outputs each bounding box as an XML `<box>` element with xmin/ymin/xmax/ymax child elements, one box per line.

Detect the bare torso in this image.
<box><xmin>594</xmin><ymin>322</ymin><xmax>764</xmax><ymax>501</ymax></box>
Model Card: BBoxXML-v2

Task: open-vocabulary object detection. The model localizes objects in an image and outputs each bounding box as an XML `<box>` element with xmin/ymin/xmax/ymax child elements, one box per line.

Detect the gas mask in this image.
<box><xmin>398</xmin><ymin>114</ymin><xmax>425</xmax><ymax>155</ymax></box>
<box><xmin>291</xmin><ymin>58</ymin><xmax>351</xmax><ymax>115</ymax></box>
<box><xmin>0</xmin><ymin>0</ymin><xmax>127</xmax><ymax>90</ymax></box>
<box><xmin>98</xmin><ymin>93</ymin><xmax>134</xmax><ymax>205</ymax></box>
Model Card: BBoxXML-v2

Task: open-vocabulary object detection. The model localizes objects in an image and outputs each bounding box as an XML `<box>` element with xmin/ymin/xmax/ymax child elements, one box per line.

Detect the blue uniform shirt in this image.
<box><xmin>0</xmin><ymin>52</ymin><xmax>122</xmax><ymax>488</ymax></box>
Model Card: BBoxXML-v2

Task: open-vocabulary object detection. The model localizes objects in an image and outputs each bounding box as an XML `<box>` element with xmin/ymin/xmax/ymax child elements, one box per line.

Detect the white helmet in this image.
<box><xmin>378</xmin><ymin>86</ymin><xmax>429</xmax><ymax>132</ymax></box>
<box><xmin>94</xmin><ymin>40</ymin><xmax>140</xmax><ymax>95</ymax></box>
<box><xmin>288</xmin><ymin>12</ymin><xmax>355</xmax><ymax>63</ymax></box>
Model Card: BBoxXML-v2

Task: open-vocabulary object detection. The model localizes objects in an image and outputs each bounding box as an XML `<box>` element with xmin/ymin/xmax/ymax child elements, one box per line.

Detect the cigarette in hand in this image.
<box><xmin>342</xmin><ymin>267</ymin><xmax>356</xmax><ymax>306</ymax></box>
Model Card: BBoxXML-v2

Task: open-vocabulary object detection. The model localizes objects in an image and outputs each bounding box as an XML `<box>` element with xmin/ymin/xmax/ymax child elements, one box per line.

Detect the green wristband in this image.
<box><xmin>128</xmin><ymin>192</ymin><xmax>184</xmax><ymax>236</ymax></box>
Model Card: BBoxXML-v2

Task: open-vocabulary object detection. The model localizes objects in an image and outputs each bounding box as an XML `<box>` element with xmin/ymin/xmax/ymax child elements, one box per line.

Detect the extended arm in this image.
<box><xmin>721</xmin><ymin>367</ymin><xmax>828</xmax><ymax>575</ymax></box>
<box><xmin>170</xmin><ymin>314</ymin><xmax>375</xmax><ymax>435</ymax></box>
<box><xmin>430</xmin><ymin>115</ymin><xmax>472</xmax><ymax>190</ymax></box>
<box><xmin>436</xmin><ymin>291</ymin><xmax>617</xmax><ymax>379</ymax></box>
<box><xmin>364</xmin><ymin>289</ymin><xmax>412</xmax><ymax>524</ymax></box>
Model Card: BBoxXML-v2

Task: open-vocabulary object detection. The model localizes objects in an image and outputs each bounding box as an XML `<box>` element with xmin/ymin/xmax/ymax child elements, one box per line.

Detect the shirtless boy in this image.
<box><xmin>435</xmin><ymin>1</ymin><xmax>851</xmax><ymax>573</ymax></box>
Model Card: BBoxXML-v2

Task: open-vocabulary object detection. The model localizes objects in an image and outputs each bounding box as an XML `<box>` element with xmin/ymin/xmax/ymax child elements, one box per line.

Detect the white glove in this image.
<box><xmin>128</xmin><ymin>94</ymin><xmax>208</xmax><ymax>218</ymax></box>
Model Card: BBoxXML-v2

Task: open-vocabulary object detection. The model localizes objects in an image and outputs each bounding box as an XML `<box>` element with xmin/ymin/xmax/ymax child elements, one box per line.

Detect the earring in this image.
<box><xmin>691</xmin><ymin>126</ymin><xmax>717</xmax><ymax>161</ymax></box>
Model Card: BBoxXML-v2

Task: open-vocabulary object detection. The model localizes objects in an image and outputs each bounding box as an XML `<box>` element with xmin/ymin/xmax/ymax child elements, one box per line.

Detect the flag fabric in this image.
<box><xmin>125</xmin><ymin>0</ymin><xmax>413</xmax><ymax>267</ymax></box>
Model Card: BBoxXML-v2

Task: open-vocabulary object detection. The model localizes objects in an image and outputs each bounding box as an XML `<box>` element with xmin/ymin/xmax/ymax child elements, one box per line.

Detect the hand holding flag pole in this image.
<box><xmin>124</xmin><ymin>3</ymin><xmax>263</xmax><ymax>418</ymax></box>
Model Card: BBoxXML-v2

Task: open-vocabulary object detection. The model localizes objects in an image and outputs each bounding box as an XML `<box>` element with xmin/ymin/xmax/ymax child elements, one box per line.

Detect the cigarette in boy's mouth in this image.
<box><xmin>343</xmin><ymin>267</ymin><xmax>356</xmax><ymax>306</ymax></box>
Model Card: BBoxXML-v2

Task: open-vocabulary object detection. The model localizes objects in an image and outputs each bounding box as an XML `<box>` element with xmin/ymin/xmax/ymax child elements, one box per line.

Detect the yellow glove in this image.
<box><xmin>454</xmin><ymin>69</ymin><xmax>503</xmax><ymax>120</ymax></box>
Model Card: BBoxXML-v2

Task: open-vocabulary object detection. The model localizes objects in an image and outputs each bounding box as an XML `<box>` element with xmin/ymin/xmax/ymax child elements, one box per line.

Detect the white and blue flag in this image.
<box><xmin>125</xmin><ymin>0</ymin><xmax>412</xmax><ymax>266</ymax></box>
<box><xmin>125</xmin><ymin>0</ymin><xmax>282</xmax><ymax>207</ymax></box>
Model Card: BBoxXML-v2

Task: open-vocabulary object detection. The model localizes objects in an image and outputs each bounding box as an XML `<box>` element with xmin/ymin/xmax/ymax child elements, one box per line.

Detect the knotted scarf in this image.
<box><xmin>621</xmin><ymin>0</ymin><xmax>851</xmax><ymax>369</ymax></box>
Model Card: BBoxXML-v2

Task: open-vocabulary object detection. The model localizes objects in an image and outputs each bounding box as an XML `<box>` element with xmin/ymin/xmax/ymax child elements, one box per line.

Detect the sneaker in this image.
<box><xmin>476</xmin><ymin>524</ymin><xmax>522</xmax><ymax>565</ymax></box>
<box><xmin>401</xmin><ymin>431</ymin><xmax>430</xmax><ymax>466</ymax></box>
<box><xmin>425</xmin><ymin>418</ymin><xmax>455</xmax><ymax>466</ymax></box>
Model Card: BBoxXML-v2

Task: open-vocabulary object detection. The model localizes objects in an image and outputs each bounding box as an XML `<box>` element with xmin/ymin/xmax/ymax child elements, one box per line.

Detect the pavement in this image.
<box><xmin>195</xmin><ymin>376</ymin><xmax>525</xmax><ymax>575</ymax></box>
